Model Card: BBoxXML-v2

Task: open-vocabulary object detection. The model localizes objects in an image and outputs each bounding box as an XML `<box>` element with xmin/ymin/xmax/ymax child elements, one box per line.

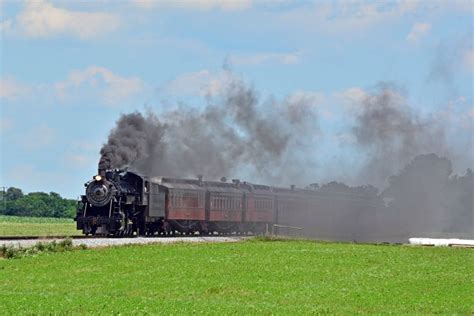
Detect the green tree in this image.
<box><xmin>6</xmin><ymin>187</ymin><xmax>23</xmax><ymax>201</ymax></box>
<box><xmin>0</xmin><ymin>188</ymin><xmax>76</xmax><ymax>218</ymax></box>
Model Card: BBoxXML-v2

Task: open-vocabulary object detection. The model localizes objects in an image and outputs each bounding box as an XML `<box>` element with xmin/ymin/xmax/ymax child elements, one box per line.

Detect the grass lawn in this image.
<box><xmin>0</xmin><ymin>238</ymin><xmax>472</xmax><ymax>314</ymax></box>
<box><xmin>0</xmin><ymin>215</ymin><xmax>80</xmax><ymax>236</ymax></box>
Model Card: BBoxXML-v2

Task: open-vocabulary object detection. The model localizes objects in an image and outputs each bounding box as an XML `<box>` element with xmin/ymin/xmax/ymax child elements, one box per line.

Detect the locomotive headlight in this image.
<box><xmin>95</xmin><ymin>175</ymin><xmax>102</xmax><ymax>181</ymax></box>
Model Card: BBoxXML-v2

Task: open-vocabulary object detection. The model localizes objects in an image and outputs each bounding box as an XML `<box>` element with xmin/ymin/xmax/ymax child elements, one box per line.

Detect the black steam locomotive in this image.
<box><xmin>76</xmin><ymin>168</ymin><xmax>378</xmax><ymax>239</ymax></box>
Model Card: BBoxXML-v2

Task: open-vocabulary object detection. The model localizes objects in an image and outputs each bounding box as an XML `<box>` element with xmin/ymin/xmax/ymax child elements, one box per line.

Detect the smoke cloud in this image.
<box><xmin>351</xmin><ymin>83</ymin><xmax>449</xmax><ymax>187</ymax></box>
<box><xmin>98</xmin><ymin>75</ymin><xmax>472</xmax><ymax>242</ymax></box>
<box><xmin>99</xmin><ymin>111</ymin><xmax>165</xmax><ymax>171</ymax></box>
<box><xmin>99</xmin><ymin>76</ymin><xmax>319</xmax><ymax>183</ymax></box>
<box><xmin>380</xmin><ymin>153</ymin><xmax>473</xmax><ymax>240</ymax></box>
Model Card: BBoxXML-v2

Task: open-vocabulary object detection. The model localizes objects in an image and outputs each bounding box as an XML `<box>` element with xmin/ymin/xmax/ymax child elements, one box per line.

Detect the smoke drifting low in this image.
<box><xmin>98</xmin><ymin>75</ymin><xmax>473</xmax><ymax>241</ymax></box>
<box><xmin>381</xmin><ymin>153</ymin><xmax>473</xmax><ymax>240</ymax></box>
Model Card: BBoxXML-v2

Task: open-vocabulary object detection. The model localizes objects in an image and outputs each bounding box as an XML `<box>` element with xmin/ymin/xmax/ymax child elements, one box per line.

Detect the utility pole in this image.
<box><xmin>0</xmin><ymin>186</ymin><xmax>6</xmax><ymax>213</ymax></box>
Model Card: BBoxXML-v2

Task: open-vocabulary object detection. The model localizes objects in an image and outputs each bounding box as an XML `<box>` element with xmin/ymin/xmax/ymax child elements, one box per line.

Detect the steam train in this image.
<box><xmin>75</xmin><ymin>168</ymin><xmax>377</xmax><ymax>239</ymax></box>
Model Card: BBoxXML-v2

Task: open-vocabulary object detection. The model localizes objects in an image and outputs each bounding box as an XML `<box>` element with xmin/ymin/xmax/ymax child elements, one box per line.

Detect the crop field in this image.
<box><xmin>0</xmin><ymin>238</ymin><xmax>472</xmax><ymax>314</ymax></box>
<box><xmin>0</xmin><ymin>215</ymin><xmax>80</xmax><ymax>236</ymax></box>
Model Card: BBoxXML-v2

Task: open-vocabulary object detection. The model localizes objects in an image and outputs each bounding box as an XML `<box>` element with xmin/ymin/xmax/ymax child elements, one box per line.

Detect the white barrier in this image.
<box><xmin>409</xmin><ymin>237</ymin><xmax>474</xmax><ymax>247</ymax></box>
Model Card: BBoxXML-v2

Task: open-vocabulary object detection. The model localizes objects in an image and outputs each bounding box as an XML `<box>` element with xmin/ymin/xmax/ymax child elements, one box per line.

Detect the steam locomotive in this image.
<box><xmin>75</xmin><ymin>168</ymin><xmax>377</xmax><ymax>238</ymax></box>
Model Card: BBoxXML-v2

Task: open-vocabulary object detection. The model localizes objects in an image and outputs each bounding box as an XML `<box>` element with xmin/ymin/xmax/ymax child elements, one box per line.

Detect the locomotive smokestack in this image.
<box><xmin>232</xmin><ymin>179</ymin><xmax>240</xmax><ymax>187</ymax></box>
<box><xmin>98</xmin><ymin>168</ymin><xmax>106</xmax><ymax>178</ymax></box>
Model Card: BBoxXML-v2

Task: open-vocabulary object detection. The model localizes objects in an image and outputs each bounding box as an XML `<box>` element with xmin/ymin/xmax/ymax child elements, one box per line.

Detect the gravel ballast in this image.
<box><xmin>0</xmin><ymin>236</ymin><xmax>246</xmax><ymax>249</ymax></box>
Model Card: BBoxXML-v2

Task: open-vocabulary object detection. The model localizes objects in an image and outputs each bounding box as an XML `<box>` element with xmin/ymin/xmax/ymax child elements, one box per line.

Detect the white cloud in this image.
<box><xmin>55</xmin><ymin>66</ymin><xmax>145</xmax><ymax>105</ymax></box>
<box><xmin>0</xmin><ymin>19</ymin><xmax>12</xmax><ymax>33</ymax></box>
<box><xmin>61</xmin><ymin>140</ymin><xmax>101</xmax><ymax>168</ymax></box>
<box><xmin>286</xmin><ymin>90</ymin><xmax>325</xmax><ymax>108</ymax></box>
<box><xmin>3</xmin><ymin>0</ymin><xmax>120</xmax><ymax>39</ymax></box>
<box><xmin>0</xmin><ymin>118</ymin><xmax>13</xmax><ymax>133</ymax></box>
<box><xmin>1</xmin><ymin>67</ymin><xmax>144</xmax><ymax>106</ymax></box>
<box><xmin>337</xmin><ymin>87</ymin><xmax>368</xmax><ymax>107</ymax></box>
<box><xmin>274</xmin><ymin>1</ymin><xmax>421</xmax><ymax>35</ymax></box>
<box><xmin>463</xmin><ymin>49</ymin><xmax>474</xmax><ymax>72</ymax></box>
<box><xmin>131</xmin><ymin>0</ymin><xmax>253</xmax><ymax>11</ymax></box>
<box><xmin>163</xmin><ymin>69</ymin><xmax>235</xmax><ymax>97</ymax></box>
<box><xmin>63</xmin><ymin>154</ymin><xmax>90</xmax><ymax>167</ymax></box>
<box><xmin>23</xmin><ymin>124</ymin><xmax>56</xmax><ymax>149</ymax></box>
<box><xmin>229</xmin><ymin>51</ymin><xmax>300</xmax><ymax>65</ymax></box>
<box><xmin>0</xmin><ymin>77</ymin><xmax>30</xmax><ymax>100</ymax></box>
<box><xmin>406</xmin><ymin>22</ymin><xmax>431</xmax><ymax>42</ymax></box>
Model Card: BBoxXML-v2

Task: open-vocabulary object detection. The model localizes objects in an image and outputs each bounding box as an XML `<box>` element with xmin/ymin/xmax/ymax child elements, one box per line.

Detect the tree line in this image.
<box><xmin>0</xmin><ymin>187</ymin><xmax>76</xmax><ymax>218</ymax></box>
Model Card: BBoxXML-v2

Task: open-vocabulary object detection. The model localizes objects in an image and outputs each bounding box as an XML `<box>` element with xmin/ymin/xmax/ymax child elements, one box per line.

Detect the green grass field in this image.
<box><xmin>0</xmin><ymin>215</ymin><xmax>80</xmax><ymax>236</ymax></box>
<box><xmin>0</xmin><ymin>238</ymin><xmax>472</xmax><ymax>314</ymax></box>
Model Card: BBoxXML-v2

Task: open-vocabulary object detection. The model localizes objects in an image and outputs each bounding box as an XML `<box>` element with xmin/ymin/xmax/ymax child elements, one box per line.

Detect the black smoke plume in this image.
<box><xmin>99</xmin><ymin>77</ymin><xmax>319</xmax><ymax>182</ymax></box>
<box><xmin>99</xmin><ymin>111</ymin><xmax>165</xmax><ymax>171</ymax></box>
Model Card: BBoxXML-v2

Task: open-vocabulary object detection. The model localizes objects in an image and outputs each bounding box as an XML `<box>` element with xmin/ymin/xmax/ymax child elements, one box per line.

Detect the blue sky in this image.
<box><xmin>1</xmin><ymin>0</ymin><xmax>473</xmax><ymax>198</ymax></box>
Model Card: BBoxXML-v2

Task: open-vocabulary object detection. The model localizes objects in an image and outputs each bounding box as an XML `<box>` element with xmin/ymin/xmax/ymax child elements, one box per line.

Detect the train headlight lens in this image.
<box><xmin>95</xmin><ymin>175</ymin><xmax>102</xmax><ymax>181</ymax></box>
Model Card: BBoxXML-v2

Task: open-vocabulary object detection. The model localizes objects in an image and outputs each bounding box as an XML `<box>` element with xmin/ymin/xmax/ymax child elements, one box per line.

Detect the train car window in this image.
<box><xmin>183</xmin><ymin>191</ymin><xmax>198</xmax><ymax>208</ymax></box>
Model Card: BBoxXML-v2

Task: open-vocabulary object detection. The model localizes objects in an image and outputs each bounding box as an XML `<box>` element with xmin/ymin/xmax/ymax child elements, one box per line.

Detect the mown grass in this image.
<box><xmin>0</xmin><ymin>215</ymin><xmax>80</xmax><ymax>236</ymax></box>
<box><xmin>0</xmin><ymin>239</ymin><xmax>472</xmax><ymax>314</ymax></box>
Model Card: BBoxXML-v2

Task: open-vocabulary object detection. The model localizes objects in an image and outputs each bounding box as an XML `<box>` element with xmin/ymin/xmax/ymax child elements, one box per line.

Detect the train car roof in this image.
<box><xmin>203</xmin><ymin>181</ymin><xmax>245</xmax><ymax>194</ymax></box>
<box><xmin>148</xmin><ymin>177</ymin><xmax>206</xmax><ymax>191</ymax></box>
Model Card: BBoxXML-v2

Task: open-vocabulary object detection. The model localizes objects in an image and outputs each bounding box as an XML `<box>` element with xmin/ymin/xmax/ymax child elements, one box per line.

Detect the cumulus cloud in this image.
<box><xmin>406</xmin><ymin>22</ymin><xmax>431</xmax><ymax>42</ymax></box>
<box><xmin>335</xmin><ymin>87</ymin><xmax>368</xmax><ymax>110</ymax></box>
<box><xmin>55</xmin><ymin>66</ymin><xmax>145</xmax><ymax>105</ymax></box>
<box><xmin>131</xmin><ymin>0</ymin><xmax>253</xmax><ymax>11</ymax></box>
<box><xmin>1</xmin><ymin>67</ymin><xmax>144</xmax><ymax>106</ymax></box>
<box><xmin>2</xmin><ymin>0</ymin><xmax>120</xmax><ymax>39</ymax></box>
<box><xmin>464</xmin><ymin>49</ymin><xmax>474</xmax><ymax>72</ymax></box>
<box><xmin>273</xmin><ymin>1</ymin><xmax>420</xmax><ymax>35</ymax></box>
<box><xmin>0</xmin><ymin>77</ymin><xmax>31</xmax><ymax>100</ymax></box>
<box><xmin>0</xmin><ymin>118</ymin><xmax>13</xmax><ymax>133</ymax></box>
<box><xmin>23</xmin><ymin>124</ymin><xmax>56</xmax><ymax>149</ymax></box>
<box><xmin>228</xmin><ymin>51</ymin><xmax>301</xmax><ymax>65</ymax></box>
<box><xmin>61</xmin><ymin>140</ymin><xmax>102</xmax><ymax>168</ymax></box>
<box><xmin>162</xmin><ymin>69</ymin><xmax>236</xmax><ymax>97</ymax></box>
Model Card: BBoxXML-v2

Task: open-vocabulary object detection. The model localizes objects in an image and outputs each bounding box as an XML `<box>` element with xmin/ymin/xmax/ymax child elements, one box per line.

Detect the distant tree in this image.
<box><xmin>306</xmin><ymin>183</ymin><xmax>320</xmax><ymax>190</ymax></box>
<box><xmin>6</xmin><ymin>187</ymin><xmax>23</xmax><ymax>201</ymax></box>
<box><xmin>0</xmin><ymin>188</ymin><xmax>76</xmax><ymax>218</ymax></box>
